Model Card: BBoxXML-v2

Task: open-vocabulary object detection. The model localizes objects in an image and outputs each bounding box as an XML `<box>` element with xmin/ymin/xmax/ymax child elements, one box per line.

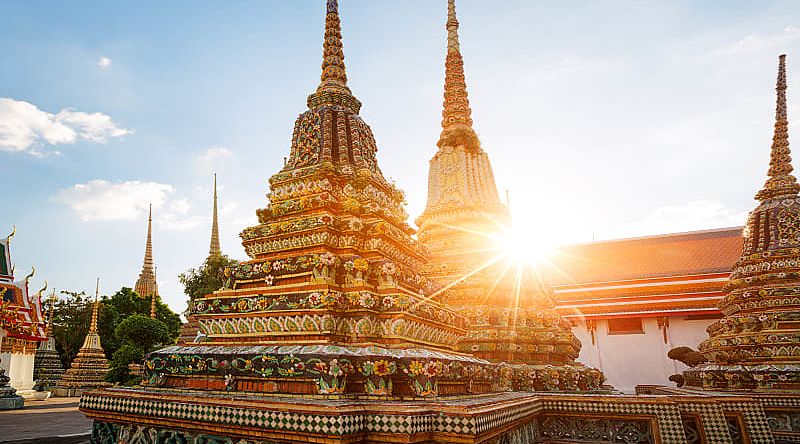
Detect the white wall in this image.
<box><xmin>572</xmin><ymin>316</ymin><xmax>714</xmax><ymax>393</ymax></box>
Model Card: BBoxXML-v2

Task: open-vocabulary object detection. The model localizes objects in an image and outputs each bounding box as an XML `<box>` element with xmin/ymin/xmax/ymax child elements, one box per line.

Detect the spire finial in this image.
<box><xmin>756</xmin><ymin>54</ymin><xmax>800</xmax><ymax>201</ymax></box>
<box><xmin>316</xmin><ymin>0</ymin><xmax>350</xmax><ymax>95</ymax></box>
<box><xmin>209</xmin><ymin>174</ymin><xmax>221</xmax><ymax>259</ymax></box>
<box><xmin>441</xmin><ymin>0</ymin><xmax>473</xmax><ymax>129</ymax></box>
<box><xmin>89</xmin><ymin>278</ymin><xmax>100</xmax><ymax>334</ymax></box>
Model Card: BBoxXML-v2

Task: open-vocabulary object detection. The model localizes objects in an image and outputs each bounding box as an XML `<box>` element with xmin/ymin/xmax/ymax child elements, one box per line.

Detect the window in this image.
<box><xmin>606</xmin><ymin>317</ymin><xmax>644</xmax><ymax>335</ymax></box>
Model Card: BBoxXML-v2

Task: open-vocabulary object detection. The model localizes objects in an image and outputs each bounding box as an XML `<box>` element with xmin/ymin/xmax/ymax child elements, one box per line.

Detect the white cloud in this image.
<box><xmin>611</xmin><ymin>200</ymin><xmax>748</xmax><ymax>239</ymax></box>
<box><xmin>97</xmin><ymin>57</ymin><xmax>111</xmax><ymax>69</ymax></box>
<box><xmin>0</xmin><ymin>98</ymin><xmax>131</xmax><ymax>156</ymax></box>
<box><xmin>194</xmin><ymin>146</ymin><xmax>233</xmax><ymax>174</ymax></box>
<box><xmin>57</xmin><ymin>180</ymin><xmax>209</xmax><ymax>231</ymax></box>
<box><xmin>57</xmin><ymin>180</ymin><xmax>174</xmax><ymax>221</ymax></box>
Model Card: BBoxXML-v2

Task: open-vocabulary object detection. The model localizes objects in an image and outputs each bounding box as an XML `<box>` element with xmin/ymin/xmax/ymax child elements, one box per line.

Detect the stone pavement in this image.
<box><xmin>0</xmin><ymin>397</ymin><xmax>91</xmax><ymax>444</ymax></box>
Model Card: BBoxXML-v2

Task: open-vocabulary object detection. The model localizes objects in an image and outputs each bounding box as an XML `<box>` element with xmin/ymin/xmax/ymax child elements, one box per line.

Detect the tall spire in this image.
<box><xmin>208</xmin><ymin>174</ymin><xmax>221</xmax><ymax>260</ymax></box>
<box><xmin>441</xmin><ymin>0</ymin><xmax>473</xmax><ymax>129</ymax></box>
<box><xmin>317</xmin><ymin>0</ymin><xmax>349</xmax><ymax>95</ymax></box>
<box><xmin>134</xmin><ymin>204</ymin><xmax>158</xmax><ymax>298</ymax></box>
<box><xmin>89</xmin><ymin>278</ymin><xmax>100</xmax><ymax>334</ymax></box>
<box><xmin>756</xmin><ymin>54</ymin><xmax>800</xmax><ymax>201</ymax></box>
<box><xmin>307</xmin><ymin>0</ymin><xmax>361</xmax><ymax>113</ymax></box>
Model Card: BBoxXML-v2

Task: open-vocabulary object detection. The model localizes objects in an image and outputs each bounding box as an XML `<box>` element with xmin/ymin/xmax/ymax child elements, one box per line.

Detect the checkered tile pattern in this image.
<box><xmin>540</xmin><ymin>399</ymin><xmax>685</xmax><ymax>443</ymax></box>
<box><xmin>679</xmin><ymin>402</ymin><xmax>733</xmax><ymax>444</ymax></box>
<box><xmin>82</xmin><ymin>394</ymin><xmax>363</xmax><ymax>436</ymax></box>
<box><xmin>720</xmin><ymin>401</ymin><xmax>775</xmax><ymax>444</ymax></box>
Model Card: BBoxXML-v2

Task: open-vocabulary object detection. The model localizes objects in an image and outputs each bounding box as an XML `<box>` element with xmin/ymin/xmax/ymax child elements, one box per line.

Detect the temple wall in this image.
<box><xmin>571</xmin><ymin>316</ymin><xmax>714</xmax><ymax>392</ymax></box>
<box><xmin>0</xmin><ymin>352</ymin><xmax>35</xmax><ymax>391</ymax></box>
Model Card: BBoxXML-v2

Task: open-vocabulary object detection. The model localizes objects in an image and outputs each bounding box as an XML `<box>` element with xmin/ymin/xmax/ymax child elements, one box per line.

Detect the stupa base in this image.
<box><xmin>0</xmin><ymin>394</ymin><xmax>24</xmax><ymax>410</ymax></box>
<box><xmin>80</xmin><ymin>386</ymin><xmax>789</xmax><ymax>443</ymax></box>
<box><xmin>639</xmin><ymin>384</ymin><xmax>800</xmax><ymax>443</ymax></box>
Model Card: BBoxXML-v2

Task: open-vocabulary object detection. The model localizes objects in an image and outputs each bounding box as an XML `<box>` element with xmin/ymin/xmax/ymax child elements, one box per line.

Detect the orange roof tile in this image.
<box><xmin>540</xmin><ymin>227</ymin><xmax>744</xmax><ymax>287</ymax></box>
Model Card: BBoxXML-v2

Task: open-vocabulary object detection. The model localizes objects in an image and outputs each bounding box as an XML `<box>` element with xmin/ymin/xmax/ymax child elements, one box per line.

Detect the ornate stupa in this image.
<box><xmin>33</xmin><ymin>290</ymin><xmax>65</xmax><ymax>391</ymax></box>
<box><xmin>134</xmin><ymin>205</ymin><xmax>158</xmax><ymax>298</ymax></box>
<box><xmin>414</xmin><ymin>0</ymin><xmax>599</xmax><ymax>390</ymax></box>
<box><xmin>53</xmin><ymin>280</ymin><xmax>110</xmax><ymax>397</ymax></box>
<box><xmin>682</xmin><ymin>55</ymin><xmax>800</xmax><ymax>391</ymax></box>
<box><xmin>137</xmin><ymin>0</ymin><xmax>501</xmax><ymax>399</ymax></box>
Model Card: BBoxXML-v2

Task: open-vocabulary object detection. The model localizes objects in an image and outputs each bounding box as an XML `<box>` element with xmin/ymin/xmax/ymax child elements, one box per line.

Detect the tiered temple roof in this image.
<box><xmin>54</xmin><ymin>280</ymin><xmax>110</xmax><ymax>396</ymax></box>
<box><xmin>134</xmin><ymin>205</ymin><xmax>158</xmax><ymax>298</ymax></box>
<box><xmin>682</xmin><ymin>55</ymin><xmax>800</xmax><ymax>390</ymax></box>
<box><xmin>546</xmin><ymin>227</ymin><xmax>743</xmax><ymax>319</ymax></box>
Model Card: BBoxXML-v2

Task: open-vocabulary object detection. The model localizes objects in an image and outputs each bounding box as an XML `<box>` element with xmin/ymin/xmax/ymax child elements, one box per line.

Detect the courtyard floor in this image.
<box><xmin>0</xmin><ymin>397</ymin><xmax>91</xmax><ymax>444</ymax></box>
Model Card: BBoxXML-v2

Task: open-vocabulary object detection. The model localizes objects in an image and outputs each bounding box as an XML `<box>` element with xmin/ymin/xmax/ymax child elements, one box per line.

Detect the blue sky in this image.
<box><xmin>2</xmin><ymin>0</ymin><xmax>799</xmax><ymax>313</ymax></box>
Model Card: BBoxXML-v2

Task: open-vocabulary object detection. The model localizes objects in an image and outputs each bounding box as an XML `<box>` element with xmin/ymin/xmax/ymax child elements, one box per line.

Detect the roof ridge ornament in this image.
<box><xmin>755</xmin><ymin>54</ymin><xmax>800</xmax><ymax>201</ymax></box>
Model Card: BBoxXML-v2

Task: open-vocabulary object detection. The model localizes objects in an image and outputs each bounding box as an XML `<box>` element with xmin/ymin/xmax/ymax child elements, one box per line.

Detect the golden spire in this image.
<box><xmin>441</xmin><ymin>0</ymin><xmax>473</xmax><ymax>129</ymax></box>
<box><xmin>134</xmin><ymin>204</ymin><xmax>158</xmax><ymax>297</ymax></box>
<box><xmin>208</xmin><ymin>174</ymin><xmax>221</xmax><ymax>260</ymax></box>
<box><xmin>316</xmin><ymin>0</ymin><xmax>350</xmax><ymax>95</ymax></box>
<box><xmin>89</xmin><ymin>278</ymin><xmax>100</xmax><ymax>334</ymax></box>
<box><xmin>756</xmin><ymin>54</ymin><xmax>800</xmax><ymax>201</ymax></box>
<box><xmin>307</xmin><ymin>0</ymin><xmax>361</xmax><ymax>113</ymax></box>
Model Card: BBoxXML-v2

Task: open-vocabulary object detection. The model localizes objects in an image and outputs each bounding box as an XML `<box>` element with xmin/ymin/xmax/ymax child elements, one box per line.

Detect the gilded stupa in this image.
<box><xmin>682</xmin><ymin>55</ymin><xmax>800</xmax><ymax>390</ymax></box>
<box><xmin>139</xmin><ymin>0</ymin><xmax>496</xmax><ymax>398</ymax></box>
<box><xmin>33</xmin><ymin>290</ymin><xmax>65</xmax><ymax>391</ymax></box>
<box><xmin>415</xmin><ymin>0</ymin><xmax>598</xmax><ymax>390</ymax></box>
<box><xmin>208</xmin><ymin>173</ymin><xmax>221</xmax><ymax>260</ymax></box>
<box><xmin>53</xmin><ymin>280</ymin><xmax>110</xmax><ymax>397</ymax></box>
<box><xmin>133</xmin><ymin>205</ymin><xmax>158</xmax><ymax>298</ymax></box>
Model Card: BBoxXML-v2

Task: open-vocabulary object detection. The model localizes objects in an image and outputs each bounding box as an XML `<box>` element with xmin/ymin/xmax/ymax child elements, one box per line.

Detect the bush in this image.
<box><xmin>115</xmin><ymin>314</ymin><xmax>170</xmax><ymax>352</ymax></box>
<box><xmin>106</xmin><ymin>344</ymin><xmax>145</xmax><ymax>385</ymax></box>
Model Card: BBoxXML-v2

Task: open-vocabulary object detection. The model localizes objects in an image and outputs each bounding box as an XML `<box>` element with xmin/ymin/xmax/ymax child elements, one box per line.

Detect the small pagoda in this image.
<box><xmin>680</xmin><ymin>55</ymin><xmax>800</xmax><ymax>391</ymax></box>
<box><xmin>33</xmin><ymin>291</ymin><xmax>64</xmax><ymax>391</ymax></box>
<box><xmin>415</xmin><ymin>0</ymin><xmax>602</xmax><ymax>391</ymax></box>
<box><xmin>53</xmin><ymin>281</ymin><xmax>110</xmax><ymax>397</ymax></box>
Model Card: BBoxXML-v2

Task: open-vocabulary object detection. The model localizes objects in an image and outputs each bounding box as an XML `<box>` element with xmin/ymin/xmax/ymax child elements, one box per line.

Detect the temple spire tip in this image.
<box><xmin>755</xmin><ymin>54</ymin><xmax>799</xmax><ymax>201</ymax></box>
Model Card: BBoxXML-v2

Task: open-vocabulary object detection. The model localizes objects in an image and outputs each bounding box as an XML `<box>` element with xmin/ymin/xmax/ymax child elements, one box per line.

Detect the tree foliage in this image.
<box><xmin>51</xmin><ymin>287</ymin><xmax>181</xmax><ymax>370</ymax></box>
<box><xmin>179</xmin><ymin>255</ymin><xmax>239</xmax><ymax>300</ymax></box>
<box><xmin>107</xmin><ymin>314</ymin><xmax>171</xmax><ymax>385</ymax></box>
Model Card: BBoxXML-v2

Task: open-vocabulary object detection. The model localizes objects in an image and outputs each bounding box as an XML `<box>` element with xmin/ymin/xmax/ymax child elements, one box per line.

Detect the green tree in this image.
<box><xmin>179</xmin><ymin>255</ymin><xmax>239</xmax><ymax>300</ymax></box>
<box><xmin>51</xmin><ymin>287</ymin><xmax>181</xmax><ymax>369</ymax></box>
<box><xmin>106</xmin><ymin>314</ymin><xmax>171</xmax><ymax>385</ymax></box>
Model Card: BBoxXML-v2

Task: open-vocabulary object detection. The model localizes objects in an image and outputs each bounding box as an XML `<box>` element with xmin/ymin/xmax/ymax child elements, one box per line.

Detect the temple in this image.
<box><xmin>133</xmin><ymin>205</ymin><xmax>158</xmax><ymax>298</ymax></box>
<box><xmin>53</xmin><ymin>280</ymin><xmax>110</xmax><ymax>397</ymax></box>
<box><xmin>0</xmin><ymin>228</ymin><xmax>47</xmax><ymax>406</ymax></box>
<box><xmin>546</xmin><ymin>227</ymin><xmax>742</xmax><ymax>391</ymax></box>
<box><xmin>33</xmin><ymin>290</ymin><xmax>65</xmax><ymax>392</ymax></box>
<box><xmin>79</xmin><ymin>4</ymin><xmax>800</xmax><ymax>444</ymax></box>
